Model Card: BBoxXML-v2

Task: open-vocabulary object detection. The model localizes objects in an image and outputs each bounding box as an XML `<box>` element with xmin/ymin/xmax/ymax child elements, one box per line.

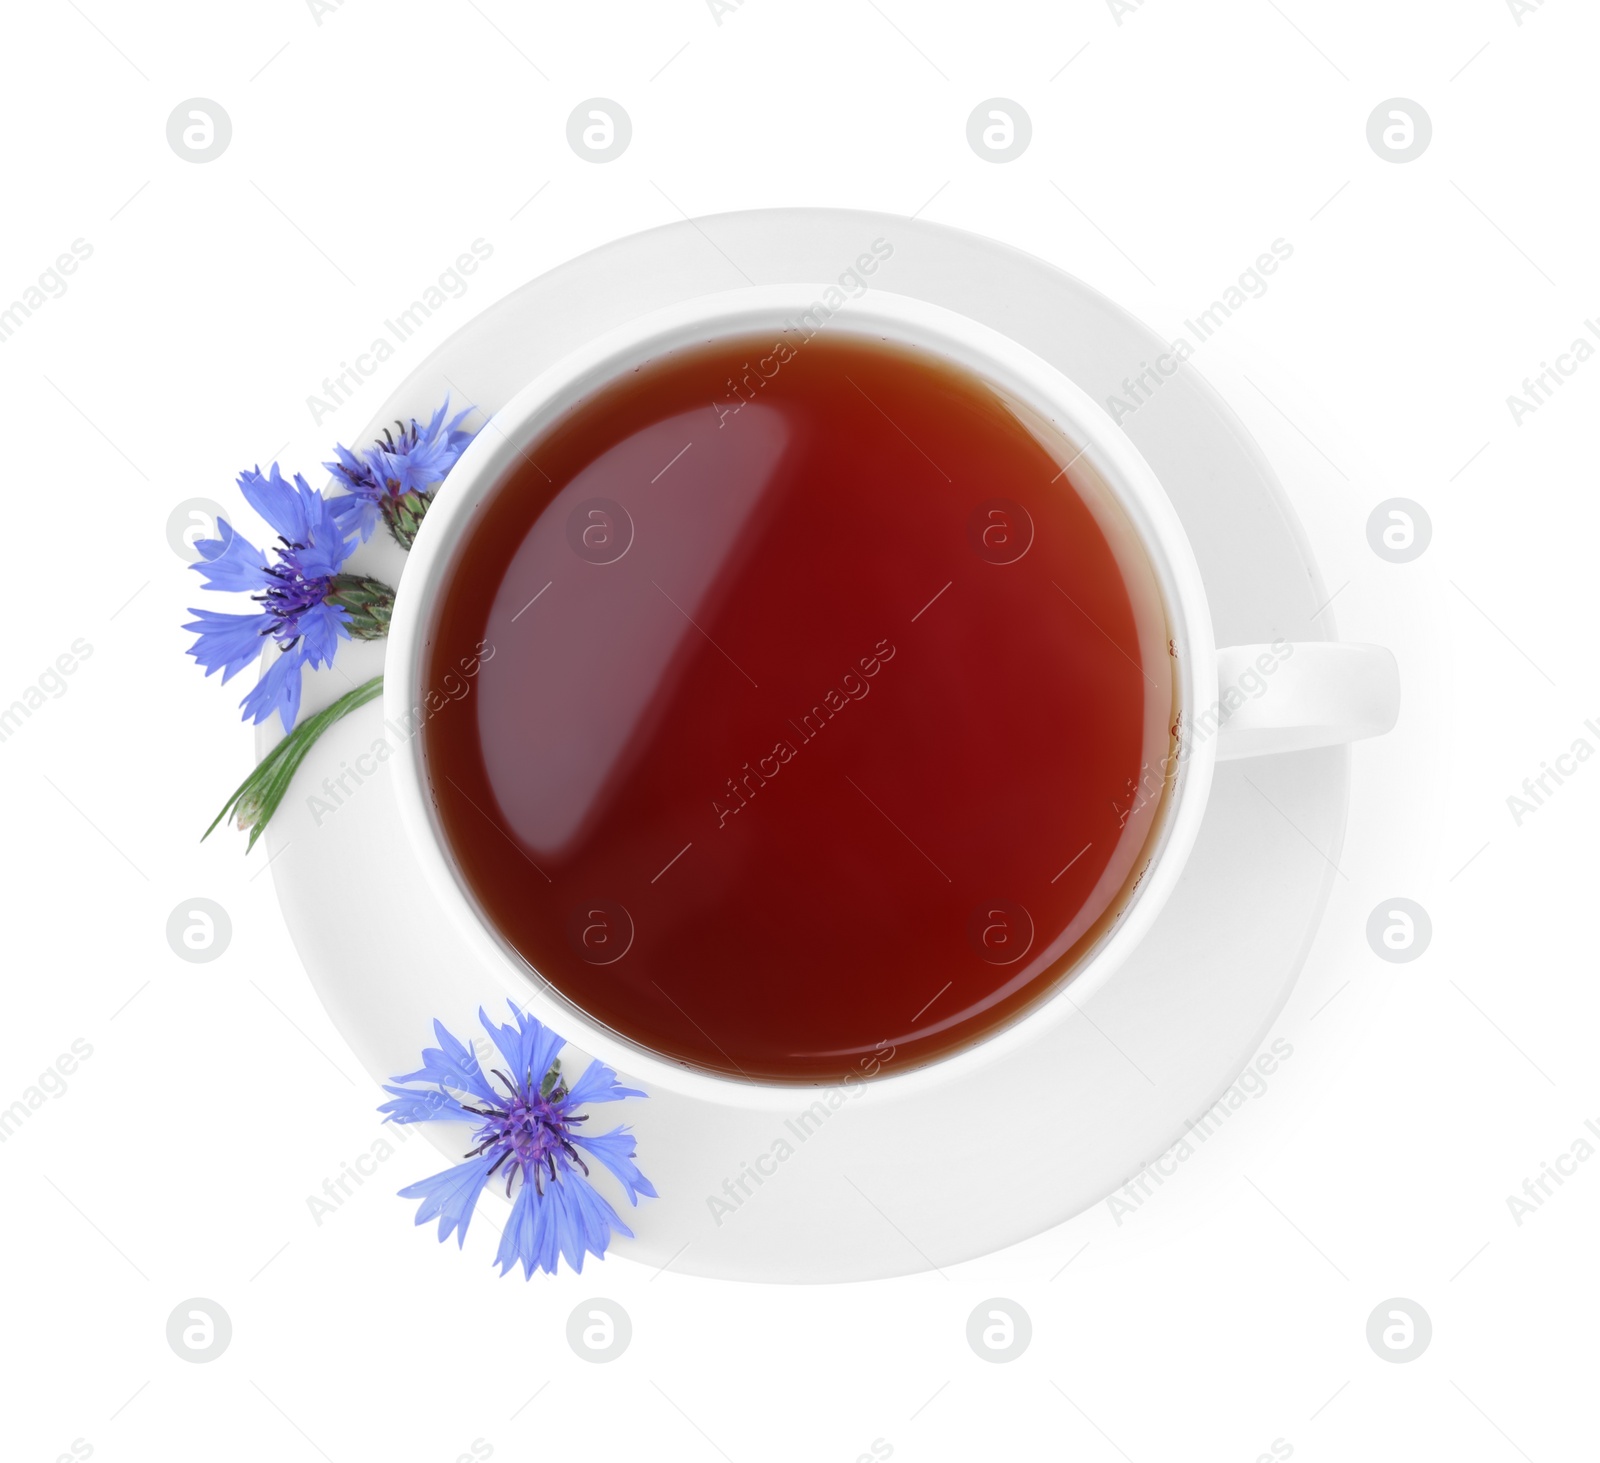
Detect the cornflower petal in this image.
<box><xmin>392</xmin><ymin>1018</ymin><xmax>500</xmax><ymax>1106</ymax></box>
<box><xmin>189</xmin><ymin>519</ymin><xmax>270</xmax><ymax>594</ymax></box>
<box><xmin>479</xmin><ymin>1002</ymin><xmax>563</xmax><ymax>1091</ymax></box>
<box><xmin>295</xmin><ymin>601</ymin><xmax>351</xmax><ymax>669</ymax></box>
<box><xmin>239</xmin><ymin>647</ymin><xmax>305</xmax><ymax>729</ymax></box>
<box><xmin>496</xmin><ymin>1176</ymin><xmax>550</xmax><ymax>1277</ymax></box>
<box><xmin>237</xmin><ymin>464</ymin><xmax>313</xmax><ymax>545</ymax></box>
<box><xmin>378</xmin><ymin>1085</ymin><xmax>473</xmax><ymax>1126</ymax></box>
<box><xmin>398</xmin><ymin>1158</ymin><xmax>494</xmax><ymax>1247</ymax></box>
<box><xmin>570</xmin><ymin>1125</ymin><xmax>657</xmax><ymax>1205</ymax></box>
<box><xmin>564</xmin><ymin>1060</ymin><xmax>647</xmax><ymax>1107</ymax></box>
<box><xmin>324</xmin><ymin>441</ymin><xmax>379</xmax><ymax>495</ymax></box>
<box><xmin>183</xmin><ymin>608</ymin><xmax>271</xmax><ymax>682</ymax></box>
<box><xmin>329</xmin><ymin>491</ymin><xmax>380</xmax><ymax>542</ymax></box>
<box><xmin>543</xmin><ymin>1175</ymin><xmax>587</xmax><ymax>1276</ymax></box>
<box><xmin>560</xmin><ymin>1170</ymin><xmax>632</xmax><ymax>1274</ymax></box>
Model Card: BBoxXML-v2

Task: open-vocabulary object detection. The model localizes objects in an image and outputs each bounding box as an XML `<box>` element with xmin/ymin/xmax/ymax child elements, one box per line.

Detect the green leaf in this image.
<box><xmin>204</xmin><ymin>674</ymin><xmax>385</xmax><ymax>852</ymax></box>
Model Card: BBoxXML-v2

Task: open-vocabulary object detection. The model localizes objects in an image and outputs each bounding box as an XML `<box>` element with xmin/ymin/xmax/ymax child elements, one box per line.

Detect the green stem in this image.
<box><xmin>205</xmin><ymin>674</ymin><xmax>385</xmax><ymax>851</ymax></box>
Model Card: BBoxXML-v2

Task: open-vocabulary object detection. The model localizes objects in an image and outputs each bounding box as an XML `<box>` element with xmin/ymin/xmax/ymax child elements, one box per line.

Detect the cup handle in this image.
<box><xmin>1212</xmin><ymin>643</ymin><xmax>1400</xmax><ymax>761</ymax></box>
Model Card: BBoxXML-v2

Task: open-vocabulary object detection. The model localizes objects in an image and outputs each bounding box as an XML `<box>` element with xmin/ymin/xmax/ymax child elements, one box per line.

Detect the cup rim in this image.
<box><xmin>385</xmin><ymin>283</ymin><xmax>1219</xmax><ymax>1109</ymax></box>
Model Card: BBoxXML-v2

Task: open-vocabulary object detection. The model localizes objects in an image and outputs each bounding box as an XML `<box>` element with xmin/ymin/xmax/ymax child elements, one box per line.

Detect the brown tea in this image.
<box><xmin>423</xmin><ymin>331</ymin><xmax>1175</xmax><ymax>1083</ymax></box>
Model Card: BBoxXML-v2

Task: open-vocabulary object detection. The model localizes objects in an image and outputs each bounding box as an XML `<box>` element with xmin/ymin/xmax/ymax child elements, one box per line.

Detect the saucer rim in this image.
<box><xmin>258</xmin><ymin>207</ymin><xmax>1353</xmax><ymax>1281</ymax></box>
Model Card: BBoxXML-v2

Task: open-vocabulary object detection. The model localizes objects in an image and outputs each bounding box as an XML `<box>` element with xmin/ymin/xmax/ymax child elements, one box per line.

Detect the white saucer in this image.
<box><xmin>261</xmin><ymin>209</ymin><xmax>1349</xmax><ymax>1282</ymax></box>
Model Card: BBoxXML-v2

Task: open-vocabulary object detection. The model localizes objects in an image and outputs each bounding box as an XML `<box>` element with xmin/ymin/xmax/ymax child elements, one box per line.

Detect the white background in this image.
<box><xmin>2</xmin><ymin>1</ymin><xmax>1596</xmax><ymax>1459</ymax></box>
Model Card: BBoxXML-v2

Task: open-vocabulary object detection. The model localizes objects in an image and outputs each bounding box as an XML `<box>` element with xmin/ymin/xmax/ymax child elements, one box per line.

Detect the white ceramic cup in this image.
<box><xmin>386</xmin><ymin>284</ymin><xmax>1399</xmax><ymax>1109</ymax></box>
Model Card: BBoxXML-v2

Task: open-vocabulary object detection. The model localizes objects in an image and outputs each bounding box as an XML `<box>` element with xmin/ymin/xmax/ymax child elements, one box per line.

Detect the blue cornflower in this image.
<box><xmin>382</xmin><ymin>1003</ymin><xmax>655</xmax><ymax>1278</ymax></box>
<box><xmin>182</xmin><ymin>465</ymin><xmax>390</xmax><ymax>732</ymax></box>
<box><xmin>326</xmin><ymin>398</ymin><xmax>477</xmax><ymax>547</ymax></box>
